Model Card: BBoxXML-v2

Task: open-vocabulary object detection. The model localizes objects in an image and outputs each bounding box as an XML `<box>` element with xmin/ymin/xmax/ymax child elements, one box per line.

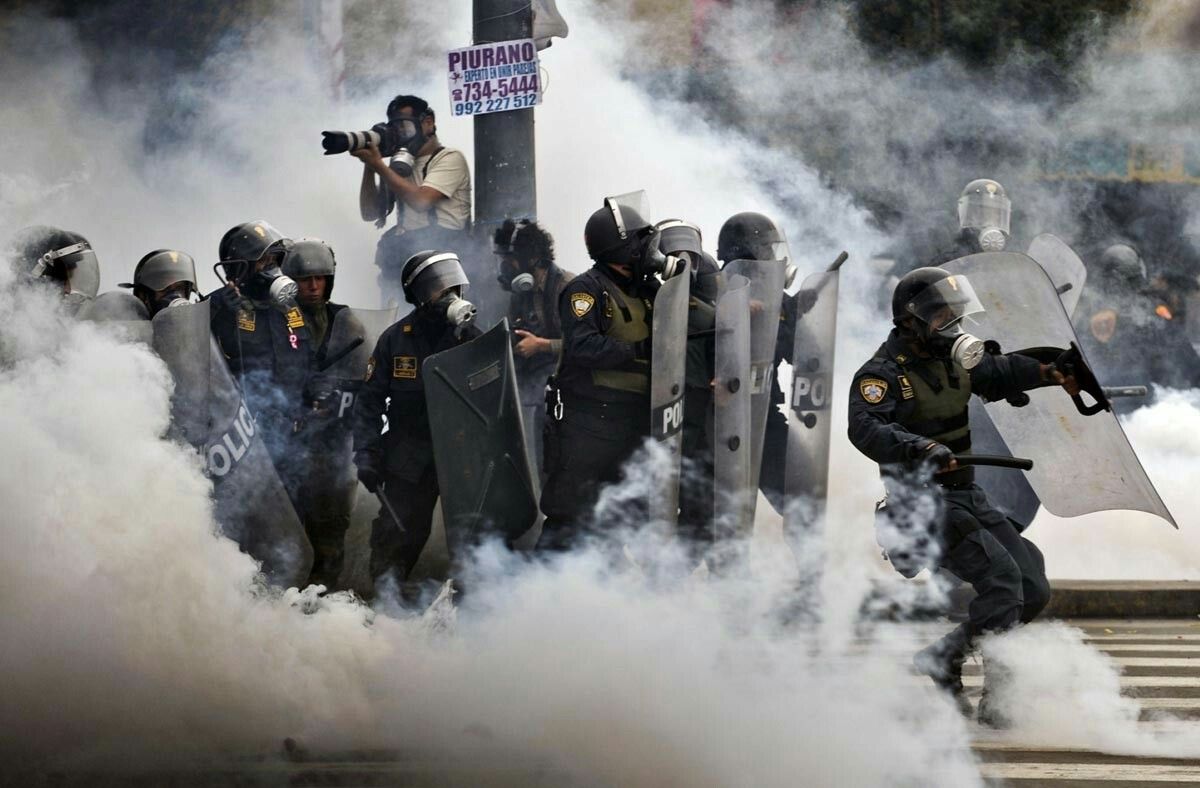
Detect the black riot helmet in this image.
<box><xmin>717</xmin><ymin>212</ymin><xmax>786</xmax><ymax>263</ymax></box>
<box><xmin>1097</xmin><ymin>243</ymin><xmax>1146</xmax><ymax>290</ymax></box>
<box><xmin>401</xmin><ymin>249</ymin><xmax>470</xmax><ymax>306</ymax></box>
<box><xmin>584</xmin><ymin>191</ymin><xmax>651</xmax><ymax>268</ymax></box>
<box><xmin>217</xmin><ymin>220</ymin><xmax>286</xmax><ymax>283</ymax></box>
<box><xmin>892</xmin><ymin>267</ymin><xmax>985</xmax><ymax>328</ymax></box>
<box><xmin>6</xmin><ymin>225</ymin><xmax>101</xmax><ymax>298</ymax></box>
<box><xmin>119</xmin><ymin>249</ymin><xmax>198</xmax><ymax>314</ymax></box>
<box><xmin>281</xmin><ymin>238</ymin><xmax>337</xmax><ymax>299</ymax></box>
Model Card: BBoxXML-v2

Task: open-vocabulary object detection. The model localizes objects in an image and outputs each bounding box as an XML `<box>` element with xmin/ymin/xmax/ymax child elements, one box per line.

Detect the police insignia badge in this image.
<box><xmin>285</xmin><ymin>307</ymin><xmax>305</xmax><ymax>330</ymax></box>
<box><xmin>1090</xmin><ymin>309</ymin><xmax>1118</xmax><ymax>344</ymax></box>
<box><xmin>237</xmin><ymin>310</ymin><xmax>256</xmax><ymax>332</ymax></box>
<box><xmin>570</xmin><ymin>292</ymin><xmax>595</xmax><ymax>318</ymax></box>
<box><xmin>859</xmin><ymin>378</ymin><xmax>888</xmax><ymax>404</ymax></box>
<box><xmin>364</xmin><ymin>356</ymin><xmax>375</xmax><ymax>381</ymax></box>
<box><xmin>897</xmin><ymin>374</ymin><xmax>915</xmax><ymax>400</ymax></box>
<box><xmin>393</xmin><ymin>355</ymin><xmax>418</xmax><ymax>379</ymax></box>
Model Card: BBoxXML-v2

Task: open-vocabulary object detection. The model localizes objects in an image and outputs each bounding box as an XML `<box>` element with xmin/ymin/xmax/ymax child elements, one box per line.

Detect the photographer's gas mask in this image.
<box><xmin>904</xmin><ymin>273</ymin><xmax>988</xmax><ymax>370</ymax></box>
<box><xmin>493</xmin><ymin>220</ymin><xmax>538</xmax><ymax>293</ymax></box>
<box><xmin>385</xmin><ymin>112</ymin><xmax>429</xmax><ymax>178</ymax></box>
<box><xmin>958</xmin><ymin>179</ymin><xmax>1011</xmax><ymax>254</ymax></box>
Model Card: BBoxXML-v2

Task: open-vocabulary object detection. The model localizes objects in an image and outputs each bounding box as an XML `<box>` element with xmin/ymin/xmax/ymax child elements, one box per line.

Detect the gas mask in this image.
<box><xmin>243</xmin><ymin>265</ymin><xmax>299</xmax><ymax>308</ymax></box>
<box><xmin>153</xmin><ymin>285</ymin><xmax>196</xmax><ymax>314</ymax></box>
<box><xmin>387</xmin><ymin>116</ymin><xmax>425</xmax><ymax>177</ymax></box>
<box><xmin>431</xmin><ymin>290</ymin><xmax>477</xmax><ymax>329</ymax></box>
<box><xmin>973</xmin><ymin>227</ymin><xmax>1008</xmax><ymax>253</ymax></box>
<box><xmin>927</xmin><ymin>321</ymin><xmax>986</xmax><ymax>370</ymax></box>
<box><xmin>497</xmin><ymin>257</ymin><xmax>536</xmax><ymax>293</ymax></box>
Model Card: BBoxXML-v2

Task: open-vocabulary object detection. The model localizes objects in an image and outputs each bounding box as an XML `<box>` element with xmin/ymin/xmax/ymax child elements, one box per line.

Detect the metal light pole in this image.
<box><xmin>472</xmin><ymin>0</ymin><xmax>538</xmax><ymax>229</ymax></box>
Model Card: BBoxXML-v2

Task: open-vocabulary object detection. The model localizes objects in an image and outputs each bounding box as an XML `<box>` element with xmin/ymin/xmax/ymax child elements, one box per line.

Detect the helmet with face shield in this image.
<box><xmin>893</xmin><ymin>266</ymin><xmax>988</xmax><ymax>369</ymax></box>
<box><xmin>957</xmin><ymin>179</ymin><xmax>1011</xmax><ymax>252</ymax></box>
<box><xmin>120</xmin><ymin>249</ymin><xmax>198</xmax><ymax>314</ymax></box>
<box><xmin>716</xmin><ymin>212</ymin><xmax>796</xmax><ymax>287</ymax></box>
<box><xmin>7</xmin><ymin>225</ymin><xmax>101</xmax><ymax>299</ymax></box>
<box><xmin>584</xmin><ymin>190</ymin><xmax>651</xmax><ymax>268</ymax></box>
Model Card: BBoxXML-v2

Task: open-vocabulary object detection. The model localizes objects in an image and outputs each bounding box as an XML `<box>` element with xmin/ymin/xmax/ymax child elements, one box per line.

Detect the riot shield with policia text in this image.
<box><xmin>423</xmin><ymin>319</ymin><xmax>539</xmax><ymax>550</ymax></box>
<box><xmin>784</xmin><ymin>252</ymin><xmax>846</xmax><ymax>529</ymax></box>
<box><xmin>151</xmin><ymin>299</ymin><xmax>314</xmax><ymax>585</ymax></box>
<box><xmin>721</xmin><ymin>258</ymin><xmax>786</xmax><ymax>525</ymax></box>
<box><xmin>942</xmin><ymin>252</ymin><xmax>1176</xmax><ymax>527</ymax></box>
<box><xmin>647</xmin><ymin>263</ymin><xmax>691</xmax><ymax>528</ymax></box>
<box><xmin>712</xmin><ymin>274</ymin><xmax>753</xmax><ymax>539</ymax></box>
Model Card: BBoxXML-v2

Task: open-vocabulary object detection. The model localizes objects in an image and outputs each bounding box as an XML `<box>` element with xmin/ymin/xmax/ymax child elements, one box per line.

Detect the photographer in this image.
<box><xmin>351</xmin><ymin>95</ymin><xmax>472</xmax><ymax>301</ymax></box>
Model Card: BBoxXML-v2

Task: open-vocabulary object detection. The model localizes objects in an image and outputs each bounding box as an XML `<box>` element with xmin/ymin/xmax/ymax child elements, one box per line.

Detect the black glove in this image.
<box><xmin>208</xmin><ymin>283</ymin><xmax>253</xmax><ymax>314</ymax></box>
<box><xmin>917</xmin><ymin>441</ymin><xmax>955</xmax><ymax>471</ymax></box>
<box><xmin>356</xmin><ymin>457</ymin><xmax>381</xmax><ymax>493</ymax></box>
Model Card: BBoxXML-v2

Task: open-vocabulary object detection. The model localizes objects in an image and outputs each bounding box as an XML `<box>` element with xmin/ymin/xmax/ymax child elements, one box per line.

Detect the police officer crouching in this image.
<box><xmin>281</xmin><ymin>239</ymin><xmax>358</xmax><ymax>590</ymax></box>
<box><xmin>352</xmin><ymin>249</ymin><xmax>481</xmax><ymax>592</ymax></box>
<box><xmin>848</xmin><ymin>266</ymin><xmax>1078</xmax><ymax>727</ymax></box>
<box><xmin>539</xmin><ymin>198</ymin><xmax>658</xmax><ymax>551</ymax></box>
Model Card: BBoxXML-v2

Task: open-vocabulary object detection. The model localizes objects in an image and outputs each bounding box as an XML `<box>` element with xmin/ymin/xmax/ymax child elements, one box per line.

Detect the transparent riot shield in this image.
<box><xmin>152</xmin><ymin>300</ymin><xmax>314</xmax><ymax>585</ymax></box>
<box><xmin>713</xmin><ymin>275</ymin><xmax>753</xmax><ymax>538</ymax></box>
<box><xmin>783</xmin><ymin>264</ymin><xmax>841</xmax><ymax>527</ymax></box>
<box><xmin>1027</xmin><ymin>234</ymin><xmax>1087</xmax><ymax>317</ymax></box>
<box><xmin>648</xmin><ymin>271</ymin><xmax>690</xmax><ymax>528</ymax></box>
<box><xmin>423</xmin><ymin>320</ymin><xmax>539</xmax><ymax>548</ymax></box>
<box><xmin>722</xmin><ymin>258</ymin><xmax>786</xmax><ymax>521</ymax></box>
<box><xmin>942</xmin><ymin>252</ymin><xmax>1176</xmax><ymax>527</ymax></box>
<box><xmin>77</xmin><ymin>291</ymin><xmax>154</xmax><ymax>344</ymax></box>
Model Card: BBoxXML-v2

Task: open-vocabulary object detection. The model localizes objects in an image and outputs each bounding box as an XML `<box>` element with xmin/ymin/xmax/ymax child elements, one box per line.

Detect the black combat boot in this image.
<box><xmin>975</xmin><ymin>657</ymin><xmax>1013</xmax><ymax>729</ymax></box>
<box><xmin>913</xmin><ymin>639</ymin><xmax>973</xmax><ymax>717</ymax></box>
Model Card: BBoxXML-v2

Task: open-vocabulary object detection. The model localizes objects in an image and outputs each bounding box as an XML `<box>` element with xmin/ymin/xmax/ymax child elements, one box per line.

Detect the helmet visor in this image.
<box><xmin>905</xmin><ymin>274</ymin><xmax>986</xmax><ymax>330</ymax></box>
<box><xmin>137</xmin><ymin>252</ymin><xmax>197</xmax><ymax>292</ymax></box>
<box><xmin>958</xmin><ymin>192</ymin><xmax>1011</xmax><ymax>234</ymax></box>
<box><xmin>406</xmin><ymin>253</ymin><xmax>470</xmax><ymax>304</ymax></box>
<box><xmin>656</xmin><ymin>221</ymin><xmax>703</xmax><ymax>257</ymax></box>
<box><xmin>604</xmin><ymin>190</ymin><xmax>651</xmax><ymax>240</ymax></box>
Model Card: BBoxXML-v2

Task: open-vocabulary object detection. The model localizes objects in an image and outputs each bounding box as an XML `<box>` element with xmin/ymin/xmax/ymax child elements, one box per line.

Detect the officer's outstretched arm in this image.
<box><xmin>847</xmin><ymin>373</ymin><xmax>930</xmax><ymax>465</ymax></box>
<box><xmin>559</xmin><ymin>286</ymin><xmax>639</xmax><ymax>369</ymax></box>
<box><xmin>969</xmin><ymin>351</ymin><xmax>1047</xmax><ymax>402</ymax></box>
<box><xmin>351</xmin><ymin>335</ymin><xmax>390</xmax><ymax>462</ymax></box>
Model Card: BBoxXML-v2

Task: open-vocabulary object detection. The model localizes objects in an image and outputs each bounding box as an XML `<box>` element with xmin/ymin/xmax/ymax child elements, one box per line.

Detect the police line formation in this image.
<box><xmin>8</xmin><ymin>160</ymin><xmax>1185</xmax><ymax>729</ymax></box>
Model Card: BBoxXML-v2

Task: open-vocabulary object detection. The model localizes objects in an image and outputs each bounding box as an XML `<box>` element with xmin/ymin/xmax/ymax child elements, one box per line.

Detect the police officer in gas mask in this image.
<box><xmin>538</xmin><ymin>197</ymin><xmax>659</xmax><ymax>551</ymax></box>
<box><xmin>280</xmin><ymin>238</ymin><xmax>358</xmax><ymax>590</ymax></box>
<box><xmin>848</xmin><ymin>266</ymin><xmax>1079</xmax><ymax>727</ymax></box>
<box><xmin>716</xmin><ymin>211</ymin><xmax>799</xmax><ymax>515</ymax></box>
<box><xmin>933</xmin><ymin>179</ymin><xmax>1013</xmax><ymax>264</ymax></box>
<box><xmin>119</xmin><ymin>249</ymin><xmax>198</xmax><ymax>317</ymax></box>
<box><xmin>493</xmin><ymin>218</ymin><xmax>574</xmax><ymax>479</ymax></box>
<box><xmin>5</xmin><ymin>225</ymin><xmax>101</xmax><ymax>314</ymax></box>
<box><xmin>208</xmin><ymin>220</ymin><xmax>313</xmax><ymax>475</ymax></box>
<box><xmin>352</xmin><ymin>249</ymin><xmax>481</xmax><ymax>592</ymax></box>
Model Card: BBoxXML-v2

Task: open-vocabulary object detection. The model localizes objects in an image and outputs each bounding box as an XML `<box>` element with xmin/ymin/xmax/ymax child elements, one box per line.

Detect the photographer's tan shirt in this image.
<box><xmin>397</xmin><ymin>147</ymin><xmax>472</xmax><ymax>233</ymax></box>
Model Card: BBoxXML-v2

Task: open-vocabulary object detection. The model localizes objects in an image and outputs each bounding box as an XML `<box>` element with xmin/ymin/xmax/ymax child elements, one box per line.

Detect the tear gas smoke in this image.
<box><xmin>3</xmin><ymin>0</ymin><xmax>1200</xmax><ymax>779</ymax></box>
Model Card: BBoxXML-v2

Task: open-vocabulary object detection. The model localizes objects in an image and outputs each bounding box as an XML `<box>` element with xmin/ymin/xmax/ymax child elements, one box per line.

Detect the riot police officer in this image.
<box><xmin>352</xmin><ymin>249</ymin><xmax>481</xmax><ymax>591</ymax></box>
<box><xmin>119</xmin><ymin>249</ymin><xmax>198</xmax><ymax>317</ymax></box>
<box><xmin>493</xmin><ymin>218</ymin><xmax>573</xmax><ymax>479</ymax></box>
<box><xmin>848</xmin><ymin>266</ymin><xmax>1077</xmax><ymax>726</ymax></box>
<box><xmin>281</xmin><ymin>239</ymin><xmax>358</xmax><ymax>590</ymax></box>
<box><xmin>208</xmin><ymin>220</ymin><xmax>314</xmax><ymax>475</ymax></box>
<box><xmin>5</xmin><ymin>225</ymin><xmax>101</xmax><ymax>313</ymax></box>
<box><xmin>539</xmin><ymin>196</ymin><xmax>659</xmax><ymax>551</ymax></box>
<box><xmin>716</xmin><ymin>212</ymin><xmax>798</xmax><ymax>514</ymax></box>
<box><xmin>932</xmin><ymin>179</ymin><xmax>1013</xmax><ymax>264</ymax></box>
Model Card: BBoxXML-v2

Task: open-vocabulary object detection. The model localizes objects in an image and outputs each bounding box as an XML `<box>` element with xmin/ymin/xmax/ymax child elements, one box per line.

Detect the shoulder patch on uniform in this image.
<box><xmin>393</xmin><ymin>355</ymin><xmax>418</xmax><ymax>379</ymax></box>
<box><xmin>897</xmin><ymin>374</ymin><xmax>915</xmax><ymax>400</ymax></box>
<box><xmin>285</xmin><ymin>307</ymin><xmax>305</xmax><ymax>330</ymax></box>
<box><xmin>859</xmin><ymin>377</ymin><xmax>889</xmax><ymax>404</ymax></box>
<box><xmin>364</xmin><ymin>356</ymin><xmax>376</xmax><ymax>381</ymax></box>
<box><xmin>570</xmin><ymin>292</ymin><xmax>595</xmax><ymax>318</ymax></box>
<box><xmin>238</xmin><ymin>311</ymin><xmax>256</xmax><ymax>332</ymax></box>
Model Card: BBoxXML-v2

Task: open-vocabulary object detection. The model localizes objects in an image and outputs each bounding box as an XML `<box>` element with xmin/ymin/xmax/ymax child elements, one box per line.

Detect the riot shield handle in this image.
<box><xmin>827</xmin><ymin>251</ymin><xmax>849</xmax><ymax>272</ymax></box>
<box><xmin>1014</xmin><ymin>343</ymin><xmax>1112</xmax><ymax>417</ymax></box>
<box><xmin>956</xmin><ymin>454</ymin><xmax>1034</xmax><ymax>471</ymax></box>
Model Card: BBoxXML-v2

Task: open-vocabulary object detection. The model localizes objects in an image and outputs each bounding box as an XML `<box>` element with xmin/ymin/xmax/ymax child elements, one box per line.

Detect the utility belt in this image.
<box><xmin>544</xmin><ymin>376</ymin><xmax>645</xmax><ymax>423</ymax></box>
